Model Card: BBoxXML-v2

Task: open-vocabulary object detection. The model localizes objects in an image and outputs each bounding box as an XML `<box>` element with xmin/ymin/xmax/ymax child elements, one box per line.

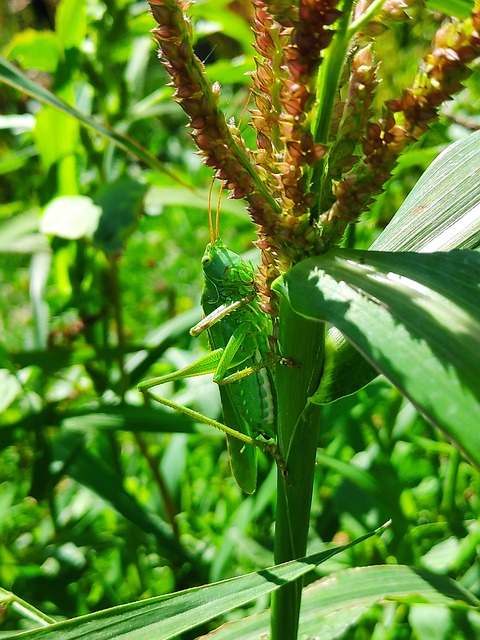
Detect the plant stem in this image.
<box><xmin>270</xmin><ymin>297</ymin><xmax>325</xmax><ymax>640</ymax></box>
<box><xmin>347</xmin><ymin>0</ymin><xmax>386</xmax><ymax>38</ymax></box>
<box><xmin>108</xmin><ymin>256</ymin><xmax>128</xmax><ymax>399</ymax></box>
<box><xmin>441</xmin><ymin>447</ymin><xmax>460</xmax><ymax>515</ymax></box>
<box><xmin>0</xmin><ymin>588</ymin><xmax>55</xmax><ymax>626</ymax></box>
<box><xmin>313</xmin><ymin>0</ymin><xmax>355</xmax><ymax>146</ymax></box>
<box><xmin>311</xmin><ymin>0</ymin><xmax>355</xmax><ymax>219</ymax></box>
<box><xmin>134</xmin><ymin>432</ymin><xmax>180</xmax><ymax>539</ymax></box>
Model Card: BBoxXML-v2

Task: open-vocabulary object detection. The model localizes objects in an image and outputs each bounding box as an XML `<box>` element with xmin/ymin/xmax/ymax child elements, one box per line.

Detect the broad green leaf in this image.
<box><xmin>0</xmin><ymin>526</ymin><xmax>385</xmax><ymax>639</ymax></box>
<box><xmin>274</xmin><ymin>249</ymin><xmax>480</xmax><ymax>467</ymax></box>
<box><xmin>56</xmin><ymin>0</ymin><xmax>87</xmax><ymax>51</ymax></box>
<box><xmin>41</xmin><ymin>196</ymin><xmax>101</xmax><ymax>239</ymax></box>
<box><xmin>0</xmin><ymin>56</ymin><xmax>185</xmax><ymax>184</ymax></box>
<box><xmin>34</xmin><ymin>106</ymin><xmax>79</xmax><ymax>194</ymax></box>
<box><xmin>207</xmin><ymin>565</ymin><xmax>480</xmax><ymax>639</ymax></box>
<box><xmin>321</xmin><ymin>130</ymin><xmax>480</xmax><ymax>403</ymax></box>
<box><xmin>93</xmin><ymin>178</ymin><xmax>147</xmax><ymax>255</ymax></box>
<box><xmin>426</xmin><ymin>0</ymin><xmax>474</xmax><ymax>19</ymax></box>
<box><xmin>370</xmin><ymin>131</ymin><xmax>480</xmax><ymax>253</ymax></box>
<box><xmin>3</xmin><ymin>30</ymin><xmax>60</xmax><ymax>73</ymax></box>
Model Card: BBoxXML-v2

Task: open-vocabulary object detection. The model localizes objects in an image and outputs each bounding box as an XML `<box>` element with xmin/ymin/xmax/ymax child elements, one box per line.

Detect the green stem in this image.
<box><xmin>0</xmin><ymin>588</ymin><xmax>55</xmax><ymax>626</ymax></box>
<box><xmin>108</xmin><ymin>256</ymin><xmax>128</xmax><ymax>399</ymax></box>
<box><xmin>311</xmin><ymin>0</ymin><xmax>355</xmax><ymax>220</ymax></box>
<box><xmin>347</xmin><ymin>0</ymin><xmax>387</xmax><ymax>38</ymax></box>
<box><xmin>441</xmin><ymin>447</ymin><xmax>460</xmax><ymax>515</ymax></box>
<box><xmin>134</xmin><ymin>433</ymin><xmax>181</xmax><ymax>540</ymax></box>
<box><xmin>310</xmin><ymin>0</ymin><xmax>389</xmax><ymax>222</ymax></box>
<box><xmin>270</xmin><ymin>298</ymin><xmax>325</xmax><ymax>640</ymax></box>
<box><xmin>313</xmin><ymin>0</ymin><xmax>355</xmax><ymax>146</ymax></box>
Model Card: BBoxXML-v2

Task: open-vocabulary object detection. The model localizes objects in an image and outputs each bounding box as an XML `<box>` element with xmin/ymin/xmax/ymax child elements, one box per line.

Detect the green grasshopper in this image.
<box><xmin>138</xmin><ymin>202</ymin><xmax>280</xmax><ymax>493</ymax></box>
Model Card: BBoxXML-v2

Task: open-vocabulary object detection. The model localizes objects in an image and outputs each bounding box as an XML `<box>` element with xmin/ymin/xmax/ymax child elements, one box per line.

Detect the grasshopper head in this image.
<box><xmin>202</xmin><ymin>239</ymin><xmax>255</xmax><ymax>301</ymax></box>
<box><xmin>201</xmin><ymin>240</ymin><xmax>234</xmax><ymax>281</ymax></box>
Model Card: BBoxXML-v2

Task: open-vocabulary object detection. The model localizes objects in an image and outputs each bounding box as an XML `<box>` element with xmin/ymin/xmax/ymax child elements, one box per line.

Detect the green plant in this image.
<box><xmin>0</xmin><ymin>0</ymin><xmax>479</xmax><ymax>638</ymax></box>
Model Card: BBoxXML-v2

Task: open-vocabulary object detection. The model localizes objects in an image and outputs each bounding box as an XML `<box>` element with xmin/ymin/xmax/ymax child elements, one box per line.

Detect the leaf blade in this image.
<box><xmin>1</xmin><ymin>527</ymin><xmax>385</xmax><ymax>639</ymax></box>
<box><xmin>0</xmin><ymin>56</ymin><xmax>186</xmax><ymax>185</ymax></box>
<box><xmin>205</xmin><ymin>565</ymin><xmax>480</xmax><ymax>639</ymax></box>
<box><xmin>321</xmin><ymin>130</ymin><xmax>480</xmax><ymax>403</ymax></box>
<box><xmin>274</xmin><ymin>249</ymin><xmax>480</xmax><ymax>466</ymax></box>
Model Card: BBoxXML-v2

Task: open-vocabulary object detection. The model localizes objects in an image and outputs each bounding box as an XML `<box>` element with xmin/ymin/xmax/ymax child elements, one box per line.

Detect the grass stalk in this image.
<box><xmin>270</xmin><ymin>297</ymin><xmax>325</xmax><ymax>640</ymax></box>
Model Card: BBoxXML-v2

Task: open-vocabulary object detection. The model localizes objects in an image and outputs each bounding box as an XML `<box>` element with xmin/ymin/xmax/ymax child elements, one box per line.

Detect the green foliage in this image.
<box><xmin>0</xmin><ymin>529</ymin><xmax>394</xmax><ymax>640</ymax></box>
<box><xmin>276</xmin><ymin>248</ymin><xmax>480</xmax><ymax>464</ymax></box>
<box><xmin>0</xmin><ymin>0</ymin><xmax>479</xmax><ymax>639</ymax></box>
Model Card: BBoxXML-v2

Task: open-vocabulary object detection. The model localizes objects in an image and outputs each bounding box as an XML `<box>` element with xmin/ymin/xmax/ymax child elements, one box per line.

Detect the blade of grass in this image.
<box><xmin>0</xmin><ymin>56</ymin><xmax>189</xmax><ymax>187</ymax></box>
<box><xmin>275</xmin><ymin>249</ymin><xmax>480</xmax><ymax>467</ymax></box>
<box><xmin>0</xmin><ymin>525</ymin><xmax>387</xmax><ymax>639</ymax></box>
<box><xmin>204</xmin><ymin>564</ymin><xmax>480</xmax><ymax>639</ymax></box>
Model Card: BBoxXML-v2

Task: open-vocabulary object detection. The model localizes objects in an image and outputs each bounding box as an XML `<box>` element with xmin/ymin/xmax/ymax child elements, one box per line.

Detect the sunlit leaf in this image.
<box><xmin>0</xmin><ymin>56</ymin><xmax>186</xmax><ymax>184</ymax></box>
<box><xmin>0</xmin><ymin>526</ymin><xmax>385</xmax><ymax>639</ymax></box>
<box><xmin>56</xmin><ymin>0</ymin><xmax>87</xmax><ymax>51</ymax></box>
<box><xmin>34</xmin><ymin>106</ymin><xmax>79</xmax><ymax>194</ymax></box>
<box><xmin>41</xmin><ymin>196</ymin><xmax>101</xmax><ymax>240</ymax></box>
<box><xmin>3</xmin><ymin>30</ymin><xmax>60</xmax><ymax>73</ymax></box>
<box><xmin>93</xmin><ymin>177</ymin><xmax>147</xmax><ymax>255</ymax></box>
<box><xmin>274</xmin><ymin>249</ymin><xmax>480</xmax><ymax>467</ymax></box>
<box><xmin>320</xmin><ymin>130</ymin><xmax>480</xmax><ymax>403</ymax></box>
<box><xmin>370</xmin><ymin>131</ymin><xmax>480</xmax><ymax>253</ymax></box>
<box><xmin>206</xmin><ymin>565</ymin><xmax>479</xmax><ymax>639</ymax></box>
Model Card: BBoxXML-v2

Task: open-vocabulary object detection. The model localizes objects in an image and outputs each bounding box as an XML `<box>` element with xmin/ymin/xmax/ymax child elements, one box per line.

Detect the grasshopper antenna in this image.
<box><xmin>215</xmin><ymin>181</ymin><xmax>224</xmax><ymax>240</ymax></box>
<box><xmin>209</xmin><ymin>89</ymin><xmax>251</xmax><ymax>242</ymax></box>
<box><xmin>207</xmin><ymin>179</ymin><xmax>215</xmax><ymax>244</ymax></box>
<box><xmin>238</xmin><ymin>87</ymin><xmax>253</xmax><ymax>132</ymax></box>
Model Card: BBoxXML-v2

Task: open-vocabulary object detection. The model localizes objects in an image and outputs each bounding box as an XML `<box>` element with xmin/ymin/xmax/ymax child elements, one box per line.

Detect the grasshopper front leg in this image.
<box><xmin>138</xmin><ymin>349</ymin><xmax>283</xmax><ymax>491</ymax></box>
<box><xmin>211</xmin><ymin>322</ymin><xmax>280</xmax><ymax>386</ymax></box>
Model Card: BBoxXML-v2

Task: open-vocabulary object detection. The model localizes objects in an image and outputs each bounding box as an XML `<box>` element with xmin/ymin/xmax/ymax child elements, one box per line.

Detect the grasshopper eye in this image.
<box><xmin>202</xmin><ymin>255</ymin><xmax>212</xmax><ymax>267</ymax></box>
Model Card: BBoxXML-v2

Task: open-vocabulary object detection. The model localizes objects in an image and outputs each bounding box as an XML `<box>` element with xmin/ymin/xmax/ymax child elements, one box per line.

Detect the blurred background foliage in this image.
<box><xmin>0</xmin><ymin>0</ymin><xmax>479</xmax><ymax>637</ymax></box>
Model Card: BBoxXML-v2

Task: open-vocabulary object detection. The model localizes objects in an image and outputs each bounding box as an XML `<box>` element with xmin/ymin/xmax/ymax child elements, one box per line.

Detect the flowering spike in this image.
<box><xmin>318</xmin><ymin>3</ymin><xmax>480</xmax><ymax>247</ymax></box>
<box><xmin>148</xmin><ymin>0</ymin><xmax>480</xmax><ymax>307</ymax></box>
